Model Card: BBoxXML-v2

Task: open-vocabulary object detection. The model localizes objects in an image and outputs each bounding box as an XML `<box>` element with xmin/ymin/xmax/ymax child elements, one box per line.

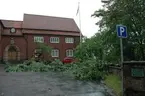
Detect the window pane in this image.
<box><xmin>50</xmin><ymin>37</ymin><xmax>59</xmax><ymax>43</ymax></box>
<box><xmin>34</xmin><ymin>36</ymin><xmax>44</xmax><ymax>43</ymax></box>
<box><xmin>65</xmin><ymin>37</ymin><xmax>74</xmax><ymax>43</ymax></box>
<box><xmin>51</xmin><ymin>49</ymin><xmax>59</xmax><ymax>57</ymax></box>
<box><xmin>66</xmin><ymin>49</ymin><xmax>73</xmax><ymax>57</ymax></box>
<box><xmin>35</xmin><ymin>48</ymin><xmax>42</xmax><ymax>53</ymax></box>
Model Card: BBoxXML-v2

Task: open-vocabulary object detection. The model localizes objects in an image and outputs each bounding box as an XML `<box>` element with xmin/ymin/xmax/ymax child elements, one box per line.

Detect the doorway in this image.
<box><xmin>8</xmin><ymin>46</ymin><xmax>17</xmax><ymax>61</ymax></box>
<box><xmin>3</xmin><ymin>45</ymin><xmax>20</xmax><ymax>62</ymax></box>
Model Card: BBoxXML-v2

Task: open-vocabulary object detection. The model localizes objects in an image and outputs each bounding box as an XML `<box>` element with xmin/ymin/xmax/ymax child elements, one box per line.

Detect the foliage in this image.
<box><xmin>5</xmin><ymin>58</ymin><xmax>107</xmax><ymax>81</ymax></box>
<box><xmin>5</xmin><ymin>59</ymin><xmax>66</xmax><ymax>72</ymax></box>
<box><xmin>75</xmin><ymin>32</ymin><xmax>119</xmax><ymax>64</ymax></box>
<box><xmin>104</xmin><ymin>74</ymin><xmax>122</xmax><ymax>96</ymax></box>
<box><xmin>91</xmin><ymin>0</ymin><xmax>145</xmax><ymax>61</ymax></box>
<box><xmin>36</xmin><ymin>42</ymin><xmax>52</xmax><ymax>54</ymax></box>
<box><xmin>5</xmin><ymin>62</ymin><xmax>47</xmax><ymax>72</ymax></box>
<box><xmin>75</xmin><ymin>0</ymin><xmax>145</xmax><ymax>66</ymax></box>
<box><xmin>66</xmin><ymin>58</ymin><xmax>108</xmax><ymax>81</ymax></box>
<box><xmin>34</xmin><ymin>43</ymin><xmax>52</xmax><ymax>61</ymax></box>
<box><xmin>75</xmin><ymin>34</ymin><xmax>103</xmax><ymax>61</ymax></box>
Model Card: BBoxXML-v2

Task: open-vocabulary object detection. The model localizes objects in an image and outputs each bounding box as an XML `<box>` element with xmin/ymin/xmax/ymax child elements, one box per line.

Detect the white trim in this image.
<box><xmin>66</xmin><ymin>49</ymin><xmax>74</xmax><ymax>57</ymax></box>
<box><xmin>34</xmin><ymin>36</ymin><xmax>44</xmax><ymax>43</ymax></box>
<box><xmin>51</xmin><ymin>49</ymin><xmax>59</xmax><ymax>57</ymax></box>
<box><xmin>50</xmin><ymin>37</ymin><xmax>59</xmax><ymax>43</ymax></box>
<box><xmin>34</xmin><ymin>48</ymin><xmax>42</xmax><ymax>53</ymax></box>
<box><xmin>65</xmin><ymin>37</ymin><xmax>74</xmax><ymax>43</ymax></box>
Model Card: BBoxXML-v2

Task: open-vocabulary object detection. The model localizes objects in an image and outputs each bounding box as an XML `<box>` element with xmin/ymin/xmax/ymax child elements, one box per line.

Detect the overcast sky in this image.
<box><xmin>0</xmin><ymin>0</ymin><xmax>102</xmax><ymax>38</ymax></box>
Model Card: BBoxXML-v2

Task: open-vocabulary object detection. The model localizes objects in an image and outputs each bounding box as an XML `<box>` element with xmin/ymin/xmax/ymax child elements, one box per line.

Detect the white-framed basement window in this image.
<box><xmin>50</xmin><ymin>37</ymin><xmax>59</xmax><ymax>43</ymax></box>
<box><xmin>34</xmin><ymin>36</ymin><xmax>44</xmax><ymax>43</ymax></box>
<box><xmin>66</xmin><ymin>49</ymin><xmax>73</xmax><ymax>57</ymax></box>
<box><xmin>65</xmin><ymin>37</ymin><xmax>74</xmax><ymax>43</ymax></box>
<box><xmin>51</xmin><ymin>49</ymin><xmax>59</xmax><ymax>57</ymax></box>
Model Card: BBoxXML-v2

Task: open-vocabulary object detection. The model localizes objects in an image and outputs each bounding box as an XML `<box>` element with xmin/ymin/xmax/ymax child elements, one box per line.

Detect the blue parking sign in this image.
<box><xmin>117</xmin><ymin>25</ymin><xmax>127</xmax><ymax>38</ymax></box>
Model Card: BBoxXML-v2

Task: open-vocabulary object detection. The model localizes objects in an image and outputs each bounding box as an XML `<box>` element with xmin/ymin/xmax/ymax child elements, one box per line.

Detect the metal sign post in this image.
<box><xmin>116</xmin><ymin>25</ymin><xmax>127</xmax><ymax>96</ymax></box>
<box><xmin>120</xmin><ymin>38</ymin><xmax>123</xmax><ymax>62</ymax></box>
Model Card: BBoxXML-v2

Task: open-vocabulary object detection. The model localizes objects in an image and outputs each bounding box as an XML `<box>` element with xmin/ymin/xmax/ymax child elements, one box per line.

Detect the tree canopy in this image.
<box><xmin>75</xmin><ymin>0</ymin><xmax>145</xmax><ymax>64</ymax></box>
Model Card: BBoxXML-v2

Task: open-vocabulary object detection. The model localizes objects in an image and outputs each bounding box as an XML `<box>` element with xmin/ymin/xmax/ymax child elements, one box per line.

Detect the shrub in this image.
<box><xmin>5</xmin><ymin>59</ymin><xmax>68</xmax><ymax>72</ymax></box>
<box><xmin>5</xmin><ymin>58</ymin><xmax>107</xmax><ymax>81</ymax></box>
<box><xmin>5</xmin><ymin>64</ymin><xmax>27</xmax><ymax>72</ymax></box>
<box><xmin>28</xmin><ymin>62</ymin><xmax>49</xmax><ymax>72</ymax></box>
<box><xmin>47</xmin><ymin>59</ymin><xmax>69</xmax><ymax>72</ymax></box>
<box><xmin>68</xmin><ymin>58</ymin><xmax>107</xmax><ymax>81</ymax></box>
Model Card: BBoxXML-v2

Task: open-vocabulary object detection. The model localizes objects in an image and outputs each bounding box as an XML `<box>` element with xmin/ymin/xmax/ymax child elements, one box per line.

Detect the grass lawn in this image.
<box><xmin>104</xmin><ymin>74</ymin><xmax>122</xmax><ymax>96</ymax></box>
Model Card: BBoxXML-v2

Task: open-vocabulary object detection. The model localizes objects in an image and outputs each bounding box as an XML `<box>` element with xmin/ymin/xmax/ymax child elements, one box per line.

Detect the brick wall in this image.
<box><xmin>25</xmin><ymin>29</ymin><xmax>80</xmax><ymax>61</ymax></box>
<box><xmin>1</xmin><ymin>36</ymin><xmax>27</xmax><ymax>61</ymax></box>
<box><xmin>0</xmin><ymin>22</ymin><xmax>3</xmax><ymax>61</ymax></box>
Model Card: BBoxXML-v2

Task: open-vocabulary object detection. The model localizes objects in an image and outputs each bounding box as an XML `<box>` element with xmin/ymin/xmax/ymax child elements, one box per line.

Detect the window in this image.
<box><xmin>65</xmin><ymin>37</ymin><xmax>74</xmax><ymax>43</ymax></box>
<box><xmin>34</xmin><ymin>48</ymin><xmax>42</xmax><ymax>58</ymax></box>
<box><xmin>34</xmin><ymin>36</ymin><xmax>44</xmax><ymax>43</ymax></box>
<box><xmin>34</xmin><ymin>48</ymin><xmax>42</xmax><ymax>54</ymax></box>
<box><xmin>51</xmin><ymin>49</ymin><xmax>59</xmax><ymax>57</ymax></box>
<box><xmin>50</xmin><ymin>37</ymin><xmax>59</xmax><ymax>43</ymax></box>
<box><xmin>66</xmin><ymin>49</ymin><xmax>73</xmax><ymax>57</ymax></box>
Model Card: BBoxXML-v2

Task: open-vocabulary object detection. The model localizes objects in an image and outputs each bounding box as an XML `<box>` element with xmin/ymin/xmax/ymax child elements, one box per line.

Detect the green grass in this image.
<box><xmin>104</xmin><ymin>74</ymin><xmax>122</xmax><ymax>96</ymax></box>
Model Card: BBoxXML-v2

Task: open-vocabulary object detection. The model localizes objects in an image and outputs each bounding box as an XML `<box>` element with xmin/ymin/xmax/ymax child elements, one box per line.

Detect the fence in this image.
<box><xmin>108</xmin><ymin>65</ymin><xmax>121</xmax><ymax>77</ymax></box>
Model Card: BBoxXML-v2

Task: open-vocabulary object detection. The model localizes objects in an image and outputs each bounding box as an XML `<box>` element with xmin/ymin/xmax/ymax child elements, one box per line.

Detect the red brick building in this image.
<box><xmin>0</xmin><ymin>14</ymin><xmax>81</xmax><ymax>62</ymax></box>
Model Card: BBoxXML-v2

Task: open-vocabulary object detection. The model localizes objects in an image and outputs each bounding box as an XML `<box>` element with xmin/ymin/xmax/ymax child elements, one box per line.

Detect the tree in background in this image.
<box><xmin>34</xmin><ymin>43</ymin><xmax>52</xmax><ymax>61</ymax></box>
<box><xmin>76</xmin><ymin>0</ymin><xmax>145</xmax><ymax>64</ymax></box>
<box><xmin>75</xmin><ymin>0</ymin><xmax>145</xmax><ymax>65</ymax></box>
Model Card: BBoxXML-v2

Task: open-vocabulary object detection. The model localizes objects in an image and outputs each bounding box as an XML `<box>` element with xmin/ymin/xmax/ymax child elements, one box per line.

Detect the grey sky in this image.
<box><xmin>0</xmin><ymin>0</ymin><xmax>102</xmax><ymax>37</ymax></box>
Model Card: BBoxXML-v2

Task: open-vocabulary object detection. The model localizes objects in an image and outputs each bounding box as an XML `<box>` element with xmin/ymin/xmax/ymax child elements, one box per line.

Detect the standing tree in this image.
<box><xmin>34</xmin><ymin>43</ymin><xmax>52</xmax><ymax>61</ymax></box>
<box><xmin>92</xmin><ymin>0</ymin><xmax>145</xmax><ymax>61</ymax></box>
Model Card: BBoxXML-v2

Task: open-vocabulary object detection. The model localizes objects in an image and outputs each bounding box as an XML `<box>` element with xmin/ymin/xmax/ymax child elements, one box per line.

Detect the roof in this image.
<box><xmin>23</xmin><ymin>30</ymin><xmax>82</xmax><ymax>36</ymax></box>
<box><xmin>1</xmin><ymin>20</ymin><xmax>22</xmax><ymax>28</ymax></box>
<box><xmin>23</xmin><ymin>14</ymin><xmax>80</xmax><ymax>32</ymax></box>
<box><xmin>0</xmin><ymin>20</ymin><xmax>4</xmax><ymax>27</ymax></box>
<box><xmin>0</xmin><ymin>14</ymin><xmax>81</xmax><ymax>36</ymax></box>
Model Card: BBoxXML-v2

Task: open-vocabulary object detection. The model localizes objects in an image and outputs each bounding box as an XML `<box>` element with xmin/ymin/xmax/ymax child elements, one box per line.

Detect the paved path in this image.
<box><xmin>0</xmin><ymin>64</ymin><xmax>5</xmax><ymax>72</ymax></box>
<box><xmin>0</xmin><ymin>72</ymin><xmax>114</xmax><ymax>96</ymax></box>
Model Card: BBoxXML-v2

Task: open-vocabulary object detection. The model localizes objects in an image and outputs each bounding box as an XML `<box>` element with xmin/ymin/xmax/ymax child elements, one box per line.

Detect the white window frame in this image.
<box><xmin>66</xmin><ymin>49</ymin><xmax>74</xmax><ymax>57</ymax></box>
<box><xmin>34</xmin><ymin>48</ymin><xmax>42</xmax><ymax>54</ymax></box>
<box><xmin>51</xmin><ymin>49</ymin><xmax>59</xmax><ymax>57</ymax></box>
<box><xmin>34</xmin><ymin>36</ymin><xmax>44</xmax><ymax>43</ymax></box>
<box><xmin>50</xmin><ymin>37</ymin><xmax>59</xmax><ymax>43</ymax></box>
<box><xmin>65</xmin><ymin>37</ymin><xmax>74</xmax><ymax>43</ymax></box>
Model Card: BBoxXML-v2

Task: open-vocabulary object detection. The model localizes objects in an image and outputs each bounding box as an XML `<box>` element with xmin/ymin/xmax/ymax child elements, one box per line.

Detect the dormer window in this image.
<box><xmin>10</xmin><ymin>28</ymin><xmax>16</xmax><ymax>33</ymax></box>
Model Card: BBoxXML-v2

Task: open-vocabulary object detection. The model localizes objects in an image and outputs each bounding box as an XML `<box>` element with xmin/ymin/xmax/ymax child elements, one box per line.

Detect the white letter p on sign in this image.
<box><xmin>120</xmin><ymin>27</ymin><xmax>125</xmax><ymax>36</ymax></box>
